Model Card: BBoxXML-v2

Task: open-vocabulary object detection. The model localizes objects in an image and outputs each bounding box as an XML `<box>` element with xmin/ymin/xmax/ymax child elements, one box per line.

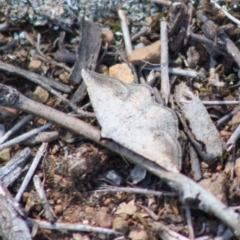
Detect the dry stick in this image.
<box><xmin>118</xmin><ymin>9</ymin><xmax>138</xmax><ymax>83</ymax></box>
<box><xmin>0</xmin><ymin>61</ymin><xmax>94</xmax><ymax>117</ymax></box>
<box><xmin>216</xmin><ymin>106</ymin><xmax>240</xmax><ymax>127</ymax></box>
<box><xmin>0</xmin><ymin>60</ymin><xmax>70</xmax><ymax>93</ymax></box>
<box><xmin>15</xmin><ymin>143</ymin><xmax>48</xmax><ymax>202</ymax></box>
<box><xmin>190</xmin><ymin>32</ymin><xmax>229</xmax><ymax>57</ymax></box>
<box><xmin>33</xmin><ymin>175</ymin><xmax>57</xmax><ymax>222</ymax></box>
<box><xmin>0</xmin><ymin>85</ymin><xmax>240</xmax><ymax>235</ymax></box>
<box><xmin>160</xmin><ymin>20</ymin><xmax>170</xmax><ymax>104</ymax></box>
<box><xmin>184</xmin><ymin>2</ymin><xmax>193</xmax><ymax>46</ymax></box>
<box><xmin>217</xmin><ymin>29</ymin><xmax>240</xmax><ymax>73</ymax></box>
<box><xmin>211</xmin><ymin>0</ymin><xmax>240</xmax><ymax>25</ymax></box>
<box><xmin>131</xmin><ymin>27</ymin><xmax>150</xmax><ymax>42</ymax></box>
<box><xmin>185</xmin><ymin>205</ymin><xmax>194</xmax><ymax>240</ymax></box>
<box><xmin>225</xmin><ymin>125</ymin><xmax>240</xmax><ymax>151</ymax></box>
<box><xmin>145</xmin><ymin>66</ymin><xmax>203</xmax><ymax>78</ymax></box>
<box><xmin>25</xmin><ymin>31</ymin><xmax>71</xmax><ymax>72</ymax></box>
<box><xmin>0</xmin><ymin>114</ymin><xmax>33</xmax><ymax>144</ymax></box>
<box><xmin>95</xmin><ymin>187</ymin><xmax>176</xmax><ymax>197</ymax></box>
<box><xmin>181</xmin><ymin>100</ymin><xmax>239</xmax><ymax>105</ymax></box>
<box><xmin>31</xmin><ymin>219</ymin><xmax>121</xmax><ymax>236</ymax></box>
<box><xmin>0</xmin><ymin>123</ymin><xmax>52</xmax><ymax>151</ymax></box>
<box><xmin>118</xmin><ymin>9</ymin><xmax>132</xmax><ymax>55</ymax></box>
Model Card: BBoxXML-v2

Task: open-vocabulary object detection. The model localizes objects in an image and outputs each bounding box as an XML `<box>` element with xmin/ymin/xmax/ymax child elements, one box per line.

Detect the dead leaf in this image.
<box><xmin>115</xmin><ymin>200</ymin><xmax>137</xmax><ymax>215</ymax></box>
<box><xmin>82</xmin><ymin>70</ymin><xmax>182</xmax><ymax>172</ymax></box>
<box><xmin>175</xmin><ymin>83</ymin><xmax>222</xmax><ymax>162</ymax></box>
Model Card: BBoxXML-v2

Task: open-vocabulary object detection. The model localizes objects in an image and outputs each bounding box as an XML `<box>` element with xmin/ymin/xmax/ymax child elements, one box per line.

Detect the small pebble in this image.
<box><xmin>113</xmin><ymin>217</ymin><xmax>129</xmax><ymax>234</ymax></box>
<box><xmin>55</xmin><ymin>205</ymin><xmax>63</xmax><ymax>215</ymax></box>
<box><xmin>129</xmin><ymin>229</ymin><xmax>149</xmax><ymax>240</ymax></box>
<box><xmin>28</xmin><ymin>59</ymin><xmax>42</xmax><ymax>72</ymax></box>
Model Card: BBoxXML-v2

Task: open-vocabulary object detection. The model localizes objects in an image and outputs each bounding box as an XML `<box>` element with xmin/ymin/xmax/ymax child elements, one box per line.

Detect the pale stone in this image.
<box><xmin>129</xmin><ymin>230</ymin><xmax>149</xmax><ymax>240</ymax></box>
<box><xmin>101</xmin><ymin>29</ymin><xmax>115</xmax><ymax>44</ymax></box>
<box><xmin>96</xmin><ymin>64</ymin><xmax>109</xmax><ymax>75</ymax></box>
<box><xmin>59</xmin><ymin>71</ymin><xmax>70</xmax><ymax>83</ymax></box>
<box><xmin>113</xmin><ymin>217</ymin><xmax>128</xmax><ymax>234</ymax></box>
<box><xmin>128</xmin><ymin>40</ymin><xmax>161</xmax><ymax>65</ymax></box>
<box><xmin>109</xmin><ymin>63</ymin><xmax>134</xmax><ymax>84</ymax></box>
<box><xmin>0</xmin><ymin>148</ymin><xmax>11</xmax><ymax>162</ymax></box>
<box><xmin>33</xmin><ymin>86</ymin><xmax>49</xmax><ymax>103</ymax></box>
<box><xmin>199</xmin><ymin>173</ymin><xmax>227</xmax><ymax>204</ymax></box>
<box><xmin>28</xmin><ymin>59</ymin><xmax>42</xmax><ymax>72</ymax></box>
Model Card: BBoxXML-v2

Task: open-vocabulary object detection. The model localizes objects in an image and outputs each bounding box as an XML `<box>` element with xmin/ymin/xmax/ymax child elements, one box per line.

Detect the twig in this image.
<box><xmin>0</xmin><ymin>60</ymin><xmax>71</xmax><ymax>93</ymax></box>
<box><xmin>95</xmin><ymin>187</ymin><xmax>176</xmax><ymax>197</ymax></box>
<box><xmin>33</xmin><ymin>175</ymin><xmax>57</xmax><ymax>222</ymax></box>
<box><xmin>118</xmin><ymin>10</ymin><xmax>133</xmax><ymax>55</ymax></box>
<box><xmin>216</xmin><ymin>107</ymin><xmax>240</xmax><ymax>127</ymax></box>
<box><xmin>0</xmin><ymin>84</ymin><xmax>240</xmax><ymax>235</ymax></box>
<box><xmin>25</xmin><ymin>31</ymin><xmax>71</xmax><ymax>72</ymax></box>
<box><xmin>136</xmin><ymin>204</ymin><xmax>159</xmax><ymax>221</ymax></box>
<box><xmin>160</xmin><ymin>20</ymin><xmax>170</xmax><ymax>104</ymax></box>
<box><xmin>211</xmin><ymin>0</ymin><xmax>240</xmax><ymax>25</ymax></box>
<box><xmin>0</xmin><ymin>60</ymin><xmax>94</xmax><ymax>117</ymax></box>
<box><xmin>118</xmin><ymin>9</ymin><xmax>138</xmax><ymax>83</ymax></box>
<box><xmin>0</xmin><ymin>123</ymin><xmax>52</xmax><ymax>151</ymax></box>
<box><xmin>184</xmin><ymin>3</ymin><xmax>194</xmax><ymax>46</ymax></box>
<box><xmin>30</xmin><ymin>219</ymin><xmax>122</xmax><ymax>236</ymax></box>
<box><xmin>225</xmin><ymin>125</ymin><xmax>240</xmax><ymax>151</ymax></box>
<box><xmin>145</xmin><ymin>66</ymin><xmax>204</xmax><ymax>78</ymax></box>
<box><xmin>131</xmin><ymin>27</ymin><xmax>151</xmax><ymax>42</ymax></box>
<box><xmin>0</xmin><ymin>114</ymin><xmax>33</xmax><ymax>144</ymax></box>
<box><xmin>15</xmin><ymin>143</ymin><xmax>48</xmax><ymax>202</ymax></box>
<box><xmin>190</xmin><ymin>32</ymin><xmax>229</xmax><ymax>57</ymax></box>
<box><xmin>181</xmin><ymin>100</ymin><xmax>239</xmax><ymax>105</ymax></box>
<box><xmin>185</xmin><ymin>205</ymin><xmax>194</xmax><ymax>240</ymax></box>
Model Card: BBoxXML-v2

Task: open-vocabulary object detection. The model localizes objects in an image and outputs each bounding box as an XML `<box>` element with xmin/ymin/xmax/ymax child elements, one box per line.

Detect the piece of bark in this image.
<box><xmin>69</xmin><ymin>18</ymin><xmax>102</xmax><ymax>84</ymax></box>
<box><xmin>0</xmin><ymin>181</ymin><xmax>32</xmax><ymax>240</ymax></box>
<box><xmin>0</xmin><ymin>83</ymin><xmax>240</xmax><ymax>235</ymax></box>
<box><xmin>168</xmin><ymin>2</ymin><xmax>187</xmax><ymax>37</ymax></box>
<box><xmin>217</xmin><ymin>29</ymin><xmax>240</xmax><ymax>70</ymax></box>
<box><xmin>0</xmin><ymin>148</ymin><xmax>31</xmax><ymax>187</ymax></box>
<box><xmin>189</xmin><ymin>143</ymin><xmax>202</xmax><ymax>181</ymax></box>
<box><xmin>69</xmin><ymin>18</ymin><xmax>102</xmax><ymax>104</ymax></box>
